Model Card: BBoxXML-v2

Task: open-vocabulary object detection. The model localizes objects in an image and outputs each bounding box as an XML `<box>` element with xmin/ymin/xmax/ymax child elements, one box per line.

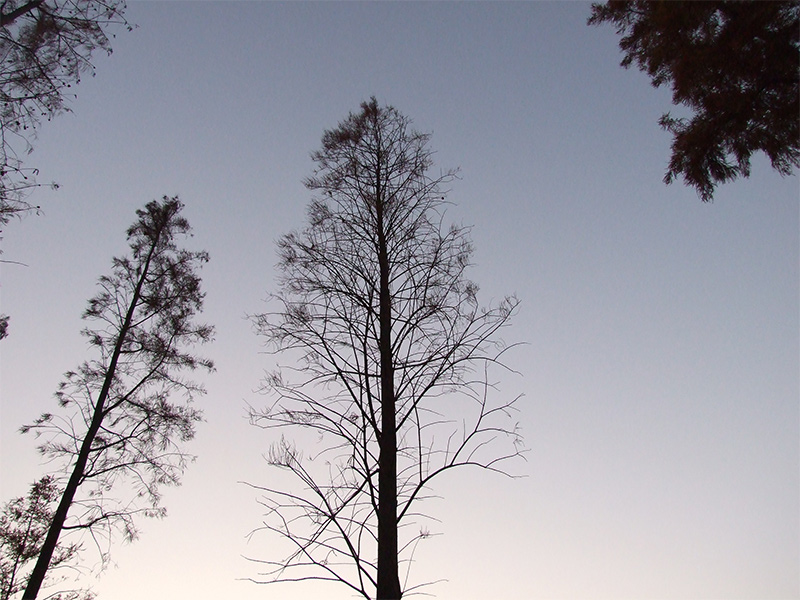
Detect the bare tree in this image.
<box><xmin>20</xmin><ymin>196</ymin><xmax>213</xmax><ymax>599</ymax></box>
<box><xmin>247</xmin><ymin>99</ymin><xmax>524</xmax><ymax>599</ymax></box>
<box><xmin>0</xmin><ymin>0</ymin><xmax>130</xmax><ymax>229</ymax></box>
<box><xmin>0</xmin><ymin>477</ymin><xmax>92</xmax><ymax>600</ymax></box>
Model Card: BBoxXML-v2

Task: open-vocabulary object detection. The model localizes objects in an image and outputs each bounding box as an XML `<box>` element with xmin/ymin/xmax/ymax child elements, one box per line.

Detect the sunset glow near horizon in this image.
<box><xmin>0</xmin><ymin>3</ymin><xmax>797</xmax><ymax>599</ymax></box>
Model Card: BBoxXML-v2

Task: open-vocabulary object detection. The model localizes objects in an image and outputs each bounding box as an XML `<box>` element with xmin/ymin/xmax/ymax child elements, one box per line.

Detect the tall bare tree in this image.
<box><xmin>20</xmin><ymin>196</ymin><xmax>213</xmax><ymax>599</ymax></box>
<box><xmin>248</xmin><ymin>99</ymin><xmax>523</xmax><ymax>599</ymax></box>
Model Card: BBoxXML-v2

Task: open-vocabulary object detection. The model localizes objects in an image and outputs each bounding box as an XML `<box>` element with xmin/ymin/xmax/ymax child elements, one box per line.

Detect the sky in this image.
<box><xmin>0</xmin><ymin>2</ymin><xmax>798</xmax><ymax>599</ymax></box>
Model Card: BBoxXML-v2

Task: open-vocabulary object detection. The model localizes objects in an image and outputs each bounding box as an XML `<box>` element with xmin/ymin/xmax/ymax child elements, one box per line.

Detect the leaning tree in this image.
<box><xmin>20</xmin><ymin>196</ymin><xmax>213</xmax><ymax>599</ymax></box>
<box><xmin>248</xmin><ymin>99</ymin><xmax>524</xmax><ymax>599</ymax></box>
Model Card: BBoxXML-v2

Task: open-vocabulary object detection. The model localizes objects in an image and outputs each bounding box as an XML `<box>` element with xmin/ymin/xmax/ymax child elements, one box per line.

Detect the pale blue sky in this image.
<box><xmin>1</xmin><ymin>2</ymin><xmax>797</xmax><ymax>599</ymax></box>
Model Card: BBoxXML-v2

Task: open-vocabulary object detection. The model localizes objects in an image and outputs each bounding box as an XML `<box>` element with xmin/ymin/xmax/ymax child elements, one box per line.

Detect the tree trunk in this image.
<box><xmin>375</xmin><ymin>174</ymin><xmax>401</xmax><ymax>599</ymax></box>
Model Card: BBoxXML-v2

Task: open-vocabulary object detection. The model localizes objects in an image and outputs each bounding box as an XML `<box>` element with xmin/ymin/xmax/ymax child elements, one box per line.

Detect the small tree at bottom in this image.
<box><xmin>0</xmin><ymin>477</ymin><xmax>92</xmax><ymax>600</ymax></box>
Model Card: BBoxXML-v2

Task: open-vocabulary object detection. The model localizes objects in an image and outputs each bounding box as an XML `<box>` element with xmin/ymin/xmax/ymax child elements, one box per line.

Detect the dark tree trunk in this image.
<box><xmin>375</xmin><ymin>171</ymin><xmax>401</xmax><ymax>600</ymax></box>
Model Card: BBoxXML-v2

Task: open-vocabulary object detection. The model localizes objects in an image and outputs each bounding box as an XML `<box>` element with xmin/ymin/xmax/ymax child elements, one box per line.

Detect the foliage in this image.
<box><xmin>589</xmin><ymin>1</ymin><xmax>799</xmax><ymax>201</ymax></box>
<box><xmin>0</xmin><ymin>0</ymin><xmax>130</xmax><ymax>230</ymax></box>
<box><xmin>0</xmin><ymin>477</ymin><xmax>94</xmax><ymax>600</ymax></box>
<box><xmin>20</xmin><ymin>196</ymin><xmax>213</xmax><ymax>598</ymax></box>
<box><xmin>247</xmin><ymin>99</ymin><xmax>523</xmax><ymax>599</ymax></box>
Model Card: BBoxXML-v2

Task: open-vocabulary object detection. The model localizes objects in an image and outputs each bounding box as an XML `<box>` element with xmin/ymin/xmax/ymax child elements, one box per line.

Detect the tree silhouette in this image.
<box><xmin>0</xmin><ymin>0</ymin><xmax>130</xmax><ymax>229</ymax></box>
<box><xmin>247</xmin><ymin>99</ymin><xmax>523</xmax><ymax>599</ymax></box>
<box><xmin>589</xmin><ymin>1</ymin><xmax>799</xmax><ymax>201</ymax></box>
<box><xmin>20</xmin><ymin>197</ymin><xmax>213</xmax><ymax>599</ymax></box>
<box><xmin>0</xmin><ymin>0</ymin><xmax>130</xmax><ymax>343</ymax></box>
<box><xmin>0</xmin><ymin>477</ymin><xmax>92</xmax><ymax>600</ymax></box>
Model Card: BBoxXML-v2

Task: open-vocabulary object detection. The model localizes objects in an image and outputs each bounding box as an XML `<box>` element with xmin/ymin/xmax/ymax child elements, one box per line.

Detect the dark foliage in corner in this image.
<box><xmin>590</xmin><ymin>1</ymin><xmax>799</xmax><ymax>201</ymax></box>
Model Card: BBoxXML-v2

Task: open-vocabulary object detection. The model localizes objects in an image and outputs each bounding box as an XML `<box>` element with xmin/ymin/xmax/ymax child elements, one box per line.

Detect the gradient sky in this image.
<box><xmin>1</xmin><ymin>2</ymin><xmax>798</xmax><ymax>599</ymax></box>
